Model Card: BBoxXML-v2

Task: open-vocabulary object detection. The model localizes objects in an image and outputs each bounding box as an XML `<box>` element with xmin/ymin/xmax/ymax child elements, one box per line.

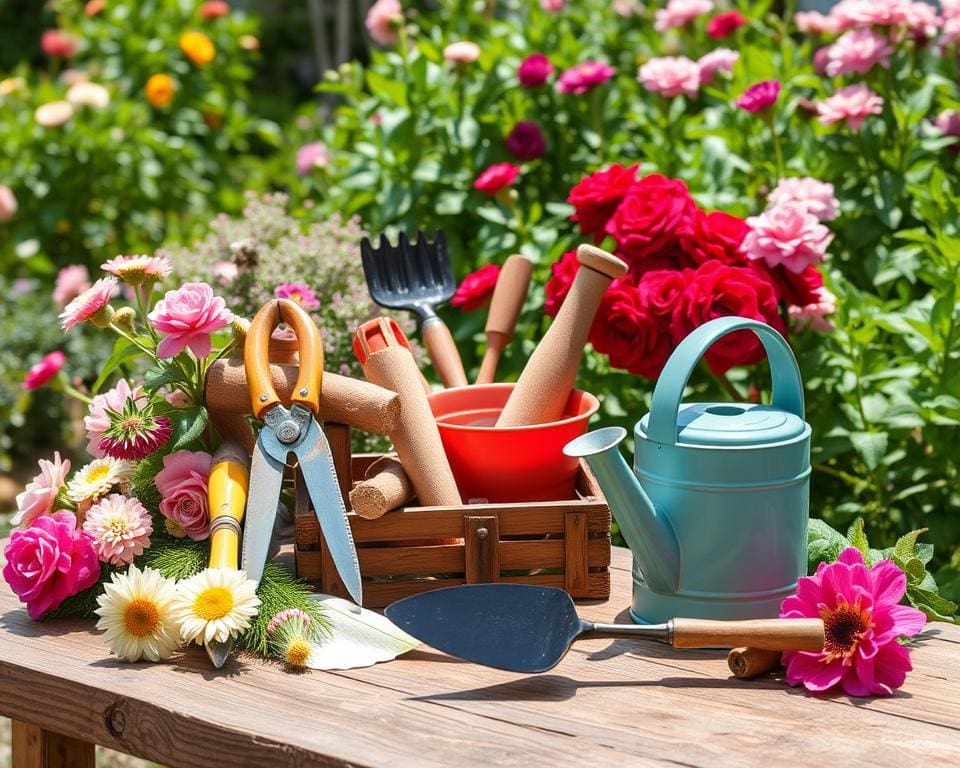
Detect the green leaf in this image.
<box><xmin>170</xmin><ymin>406</ymin><xmax>208</xmax><ymax>450</ymax></box>
<box><xmin>849</xmin><ymin>431</ymin><xmax>888</xmax><ymax>470</ymax></box>
<box><xmin>846</xmin><ymin>518</ymin><xmax>870</xmax><ymax>557</ymax></box>
<box><xmin>807</xmin><ymin>518</ymin><xmax>848</xmax><ymax>572</ymax></box>
<box><xmin>907</xmin><ymin>587</ymin><xmax>960</xmax><ymax>624</ymax></box>
<box><xmin>893</xmin><ymin>528</ymin><xmax>929</xmax><ymax>564</ymax></box>
<box><xmin>143</xmin><ymin>363</ymin><xmax>181</xmax><ymax>392</ymax></box>
<box><xmin>366</xmin><ymin>70</ymin><xmax>407</xmax><ymax>107</ymax></box>
<box><xmin>92</xmin><ymin>338</ymin><xmax>140</xmax><ymax>395</ymax></box>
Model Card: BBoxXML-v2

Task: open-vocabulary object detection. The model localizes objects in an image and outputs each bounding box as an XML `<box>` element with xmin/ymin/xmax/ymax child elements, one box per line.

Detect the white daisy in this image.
<box><xmin>66</xmin><ymin>457</ymin><xmax>136</xmax><ymax>503</ymax></box>
<box><xmin>94</xmin><ymin>565</ymin><xmax>181</xmax><ymax>662</ymax></box>
<box><xmin>170</xmin><ymin>568</ymin><xmax>261</xmax><ymax>645</ymax></box>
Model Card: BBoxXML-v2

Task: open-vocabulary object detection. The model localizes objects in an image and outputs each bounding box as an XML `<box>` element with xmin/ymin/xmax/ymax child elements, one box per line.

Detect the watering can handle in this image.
<box><xmin>646</xmin><ymin>317</ymin><xmax>804</xmax><ymax>446</ymax></box>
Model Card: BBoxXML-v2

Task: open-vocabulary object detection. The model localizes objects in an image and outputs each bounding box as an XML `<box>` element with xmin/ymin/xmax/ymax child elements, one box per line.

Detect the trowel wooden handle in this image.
<box><xmin>727</xmin><ymin>647</ymin><xmax>783</xmax><ymax>679</ymax></box>
<box><xmin>349</xmin><ymin>455</ymin><xmax>414</xmax><ymax>519</ymax></box>
<box><xmin>672</xmin><ymin>618</ymin><xmax>824</xmax><ymax>652</ymax></box>
<box><xmin>422</xmin><ymin>317</ymin><xmax>468</xmax><ymax>388</ymax></box>
<box><xmin>208</xmin><ymin>441</ymin><xmax>250</xmax><ymax>571</ymax></box>
<box><xmin>496</xmin><ymin>245</ymin><xmax>627</xmax><ymax>426</ymax></box>
<box><xmin>476</xmin><ymin>254</ymin><xmax>533</xmax><ymax>385</ymax></box>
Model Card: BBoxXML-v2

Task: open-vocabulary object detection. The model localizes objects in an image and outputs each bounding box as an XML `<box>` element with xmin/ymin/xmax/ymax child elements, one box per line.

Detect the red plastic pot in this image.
<box><xmin>428</xmin><ymin>383</ymin><xmax>599</xmax><ymax>503</ymax></box>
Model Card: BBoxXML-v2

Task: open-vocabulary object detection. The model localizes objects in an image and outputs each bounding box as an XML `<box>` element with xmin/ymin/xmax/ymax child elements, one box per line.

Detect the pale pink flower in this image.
<box><xmin>817</xmin><ymin>83</ymin><xmax>884</xmax><ymax>130</ymax></box>
<box><xmin>795</xmin><ymin>11</ymin><xmax>838</xmax><ymax>34</ymax></box>
<box><xmin>212</xmin><ymin>260</ymin><xmax>238</xmax><ymax>285</ymax></box>
<box><xmin>813</xmin><ymin>46</ymin><xmax>831</xmax><ymax>74</ymax></box>
<box><xmin>790</xmin><ymin>285</ymin><xmax>838</xmax><ymax>332</ymax></box>
<box><xmin>83</xmin><ymin>494</ymin><xmax>153</xmax><ymax>565</ymax></box>
<box><xmin>66</xmin><ymin>81</ymin><xmax>109</xmax><ymax>109</ymax></box>
<box><xmin>23</xmin><ymin>350</ymin><xmax>65</xmax><ymax>390</ymax></box>
<box><xmin>613</xmin><ymin>0</ymin><xmax>642</xmax><ymax>16</ymax></box>
<box><xmin>58</xmin><ymin>276</ymin><xmax>116</xmax><ymax>330</ymax></box>
<box><xmin>156</xmin><ymin>450</ymin><xmax>213</xmax><ymax>540</ymax></box>
<box><xmin>830</xmin><ymin>0</ymin><xmax>940</xmax><ymax>36</ymax></box>
<box><xmin>365</xmin><ymin>0</ymin><xmax>402</xmax><ymax>47</ymax></box>
<box><xmin>824</xmin><ymin>28</ymin><xmax>894</xmax><ymax>77</ymax></box>
<box><xmin>275</xmin><ymin>282</ymin><xmax>321</xmax><ymax>310</ymax></box>
<box><xmin>85</xmin><ymin>379</ymin><xmax>147</xmax><ymax>458</ymax></box>
<box><xmin>902</xmin><ymin>1</ymin><xmax>942</xmax><ymax>37</ymax></box>
<box><xmin>768</xmin><ymin>177</ymin><xmax>840</xmax><ymax>222</ymax></box>
<box><xmin>743</xmin><ymin>203</ymin><xmax>833</xmax><ymax>273</ymax></box>
<box><xmin>0</xmin><ymin>185</ymin><xmax>17</xmax><ymax>221</ymax></box>
<box><xmin>556</xmin><ymin>61</ymin><xmax>616</xmax><ymax>94</ymax></box>
<box><xmin>13</xmin><ymin>452</ymin><xmax>71</xmax><ymax>528</ymax></box>
<box><xmin>934</xmin><ymin>109</ymin><xmax>960</xmax><ymax>136</ymax></box>
<box><xmin>540</xmin><ymin>0</ymin><xmax>565</xmax><ymax>10</ymax></box>
<box><xmin>296</xmin><ymin>141</ymin><xmax>330</xmax><ymax>175</ymax></box>
<box><xmin>53</xmin><ymin>265</ymin><xmax>91</xmax><ymax>306</ymax></box>
<box><xmin>148</xmin><ymin>282</ymin><xmax>233</xmax><ymax>359</ymax></box>
<box><xmin>944</xmin><ymin>0</ymin><xmax>960</xmax><ymax>19</ymax></box>
<box><xmin>35</xmin><ymin>100</ymin><xmax>74</xmax><ymax>127</ymax></box>
<box><xmin>654</xmin><ymin>0</ymin><xmax>714</xmax><ymax>32</ymax></box>
<box><xmin>638</xmin><ymin>56</ymin><xmax>702</xmax><ymax>98</ymax></box>
<box><xmin>942</xmin><ymin>16</ymin><xmax>960</xmax><ymax>46</ymax></box>
<box><xmin>444</xmin><ymin>41</ymin><xmax>481</xmax><ymax>64</ymax></box>
<box><xmin>102</xmin><ymin>254</ymin><xmax>173</xmax><ymax>285</ymax></box>
<box><xmin>697</xmin><ymin>48</ymin><xmax>739</xmax><ymax>83</ymax></box>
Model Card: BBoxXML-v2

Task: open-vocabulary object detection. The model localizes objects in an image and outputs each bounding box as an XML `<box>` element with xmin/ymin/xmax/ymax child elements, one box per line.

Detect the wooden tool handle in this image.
<box><xmin>349</xmin><ymin>455</ymin><xmax>414</xmax><ymax>519</ymax></box>
<box><xmin>475</xmin><ymin>254</ymin><xmax>533</xmax><ymax>385</ymax></box>
<box><xmin>476</xmin><ymin>343</ymin><xmax>506</xmax><ymax>386</ymax></box>
<box><xmin>246</xmin><ymin>299</ymin><xmax>323</xmax><ymax>419</ymax></box>
<box><xmin>496</xmin><ymin>245</ymin><xmax>627</xmax><ymax>426</ymax></box>
<box><xmin>422</xmin><ymin>317</ymin><xmax>468</xmax><ymax>388</ymax></box>
<box><xmin>672</xmin><ymin>618</ymin><xmax>824</xmax><ymax>652</ymax></box>
<box><xmin>727</xmin><ymin>647</ymin><xmax>783</xmax><ymax>679</ymax></box>
<box><xmin>208</xmin><ymin>441</ymin><xmax>250</xmax><ymax>571</ymax></box>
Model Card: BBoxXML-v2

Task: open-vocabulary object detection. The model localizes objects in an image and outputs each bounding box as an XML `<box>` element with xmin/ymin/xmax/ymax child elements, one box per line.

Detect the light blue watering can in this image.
<box><xmin>564</xmin><ymin>316</ymin><xmax>810</xmax><ymax>623</ymax></box>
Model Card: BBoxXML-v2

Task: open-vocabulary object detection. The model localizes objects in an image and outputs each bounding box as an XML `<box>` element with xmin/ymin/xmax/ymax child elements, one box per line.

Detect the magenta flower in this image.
<box><xmin>23</xmin><ymin>350</ymin><xmax>65</xmax><ymax>391</ymax></box>
<box><xmin>556</xmin><ymin>60</ymin><xmax>616</xmax><ymax>94</ymax></box>
<box><xmin>736</xmin><ymin>80</ymin><xmax>780</xmax><ymax>112</ymax></box>
<box><xmin>58</xmin><ymin>276</ymin><xmax>117</xmax><ymax>330</ymax></box>
<box><xmin>13</xmin><ymin>452</ymin><xmax>71</xmax><ymax>528</ymax></box>
<box><xmin>2</xmin><ymin>512</ymin><xmax>101</xmax><ymax>619</ymax></box>
<box><xmin>98</xmin><ymin>397</ymin><xmax>172</xmax><ymax>460</ymax></box>
<box><xmin>474</xmin><ymin>163</ymin><xmax>521</xmax><ymax>196</ymax></box>
<box><xmin>295</xmin><ymin>141</ymin><xmax>330</xmax><ymax>175</ymax></box>
<box><xmin>638</xmin><ymin>56</ymin><xmax>702</xmax><ymax>98</ymax></box>
<box><xmin>53</xmin><ymin>264</ymin><xmax>91</xmax><ymax>307</ymax></box>
<box><xmin>155</xmin><ymin>450</ymin><xmax>213</xmax><ymax>540</ymax></box>
<box><xmin>275</xmin><ymin>282</ymin><xmax>321</xmax><ymax>310</ymax></box>
<box><xmin>518</xmin><ymin>53</ymin><xmax>554</xmax><ymax>88</ymax></box>
<box><xmin>540</xmin><ymin>0</ymin><xmax>565</xmax><ymax>10</ymax></box>
<box><xmin>505</xmin><ymin>121</ymin><xmax>546</xmax><ymax>160</ymax></box>
<box><xmin>816</xmin><ymin>84</ymin><xmax>884</xmax><ymax>130</ymax></box>
<box><xmin>780</xmin><ymin>547</ymin><xmax>927</xmax><ymax>696</ymax></box>
<box><xmin>743</xmin><ymin>203</ymin><xmax>833</xmax><ymax>274</ymax></box>
<box><xmin>824</xmin><ymin>28</ymin><xmax>894</xmax><ymax>77</ymax></box>
<box><xmin>148</xmin><ymin>282</ymin><xmax>233</xmax><ymax>359</ymax></box>
<box><xmin>84</xmin><ymin>379</ymin><xmax>146</xmax><ymax>458</ymax></box>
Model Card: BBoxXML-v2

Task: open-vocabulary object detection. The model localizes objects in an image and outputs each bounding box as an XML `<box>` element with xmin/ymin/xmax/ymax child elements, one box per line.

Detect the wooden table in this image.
<box><xmin>1</xmin><ymin>546</ymin><xmax>958</xmax><ymax>767</ymax></box>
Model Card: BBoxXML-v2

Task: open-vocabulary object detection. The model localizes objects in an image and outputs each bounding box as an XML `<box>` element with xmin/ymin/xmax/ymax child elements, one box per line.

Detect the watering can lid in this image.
<box><xmin>639</xmin><ymin>403</ymin><xmax>807</xmax><ymax>447</ymax></box>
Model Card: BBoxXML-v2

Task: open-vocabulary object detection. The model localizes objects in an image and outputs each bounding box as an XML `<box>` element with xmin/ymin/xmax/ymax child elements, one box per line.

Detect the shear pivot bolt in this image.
<box><xmin>299</xmin><ymin>387</ymin><xmax>308</xmax><ymax>396</ymax></box>
<box><xmin>259</xmin><ymin>394</ymin><xmax>268</xmax><ymax>402</ymax></box>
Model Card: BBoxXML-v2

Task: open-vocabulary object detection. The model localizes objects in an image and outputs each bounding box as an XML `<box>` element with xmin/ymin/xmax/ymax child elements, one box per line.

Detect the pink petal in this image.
<box><xmin>872</xmin><ymin>642</ymin><xmax>912</xmax><ymax>691</ymax></box>
<box><xmin>784</xmin><ymin>651</ymin><xmax>843</xmax><ymax>691</ymax></box>
<box><xmin>885</xmin><ymin>604</ymin><xmax>927</xmax><ymax>637</ymax></box>
<box><xmin>156</xmin><ymin>334</ymin><xmax>186</xmax><ymax>359</ymax></box>
<box><xmin>868</xmin><ymin>559</ymin><xmax>907</xmax><ymax>606</ymax></box>
<box><xmin>837</xmin><ymin>546</ymin><xmax>865</xmax><ymax>566</ymax></box>
<box><xmin>841</xmin><ymin>655</ymin><xmax>876</xmax><ymax>697</ymax></box>
<box><xmin>185</xmin><ymin>333</ymin><xmax>213</xmax><ymax>359</ymax></box>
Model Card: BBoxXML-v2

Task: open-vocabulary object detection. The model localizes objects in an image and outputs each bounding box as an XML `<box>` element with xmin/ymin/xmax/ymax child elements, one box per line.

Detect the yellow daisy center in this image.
<box><xmin>108</xmin><ymin>516</ymin><xmax>129</xmax><ymax>537</ymax></box>
<box><xmin>124</xmin><ymin>598</ymin><xmax>160</xmax><ymax>638</ymax></box>
<box><xmin>87</xmin><ymin>464</ymin><xmax>112</xmax><ymax>484</ymax></box>
<box><xmin>286</xmin><ymin>639</ymin><xmax>311</xmax><ymax>667</ymax></box>
<box><xmin>194</xmin><ymin>586</ymin><xmax>234</xmax><ymax>621</ymax></box>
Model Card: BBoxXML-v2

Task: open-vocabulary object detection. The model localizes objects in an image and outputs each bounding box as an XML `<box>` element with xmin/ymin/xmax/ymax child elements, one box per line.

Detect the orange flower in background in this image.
<box><xmin>180</xmin><ymin>31</ymin><xmax>216</xmax><ymax>66</ymax></box>
<box><xmin>84</xmin><ymin>0</ymin><xmax>105</xmax><ymax>16</ymax></box>
<box><xmin>145</xmin><ymin>74</ymin><xmax>176</xmax><ymax>107</ymax></box>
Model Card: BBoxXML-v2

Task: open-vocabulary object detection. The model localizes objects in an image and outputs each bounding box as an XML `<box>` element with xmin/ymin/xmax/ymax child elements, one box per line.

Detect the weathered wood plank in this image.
<box><xmin>11</xmin><ymin>721</ymin><xmax>94</xmax><ymax>768</ymax></box>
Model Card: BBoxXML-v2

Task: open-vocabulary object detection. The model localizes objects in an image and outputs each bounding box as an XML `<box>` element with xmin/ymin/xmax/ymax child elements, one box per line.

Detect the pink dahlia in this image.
<box><xmin>102</xmin><ymin>254</ymin><xmax>173</xmax><ymax>286</ymax></box>
<box><xmin>148</xmin><ymin>282</ymin><xmax>233</xmax><ymax>359</ymax></box>
<box><xmin>296</xmin><ymin>142</ymin><xmax>330</xmax><ymax>175</ymax></box>
<box><xmin>780</xmin><ymin>547</ymin><xmax>927</xmax><ymax>696</ymax></box>
<box><xmin>13</xmin><ymin>452</ymin><xmax>71</xmax><ymax>528</ymax></box>
<box><xmin>85</xmin><ymin>379</ymin><xmax>147</xmax><ymax>458</ymax></box>
<box><xmin>789</xmin><ymin>285</ymin><xmax>838</xmax><ymax>333</ymax></box>
<box><xmin>654</xmin><ymin>0</ymin><xmax>714</xmax><ymax>32</ymax></box>
<box><xmin>697</xmin><ymin>48</ymin><xmax>739</xmax><ymax>84</ymax></box>
<box><xmin>275</xmin><ymin>282</ymin><xmax>321</xmax><ymax>310</ymax></box>
<box><xmin>82</xmin><ymin>494</ymin><xmax>152</xmax><ymax>566</ymax></box>
<box><xmin>365</xmin><ymin>0</ymin><xmax>402</xmax><ymax>47</ymax></box>
<box><xmin>556</xmin><ymin>61</ymin><xmax>616</xmax><ymax>94</ymax></box>
<box><xmin>518</xmin><ymin>53</ymin><xmax>554</xmax><ymax>88</ymax></box>
<box><xmin>736</xmin><ymin>80</ymin><xmax>780</xmax><ymax>112</ymax></box>
<box><xmin>53</xmin><ymin>264</ymin><xmax>91</xmax><ymax>307</ymax></box>
<box><xmin>474</xmin><ymin>163</ymin><xmax>521</xmax><ymax>196</ymax></box>
<box><xmin>156</xmin><ymin>450</ymin><xmax>213</xmax><ymax>540</ymax></box>
<box><xmin>98</xmin><ymin>397</ymin><xmax>172</xmax><ymax>460</ymax></box>
<box><xmin>638</xmin><ymin>56</ymin><xmax>701</xmax><ymax>98</ymax></box>
<box><xmin>23</xmin><ymin>350</ymin><xmax>65</xmax><ymax>391</ymax></box>
<box><xmin>817</xmin><ymin>84</ymin><xmax>884</xmax><ymax>130</ymax></box>
<box><xmin>768</xmin><ymin>177</ymin><xmax>840</xmax><ymax>222</ymax></box>
<box><xmin>824</xmin><ymin>28</ymin><xmax>894</xmax><ymax>77</ymax></box>
<box><xmin>59</xmin><ymin>276</ymin><xmax>117</xmax><ymax>330</ymax></box>
<box><xmin>743</xmin><ymin>203</ymin><xmax>833</xmax><ymax>274</ymax></box>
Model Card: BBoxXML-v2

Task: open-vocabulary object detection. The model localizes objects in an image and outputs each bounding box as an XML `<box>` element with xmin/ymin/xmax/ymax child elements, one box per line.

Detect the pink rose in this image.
<box><xmin>556</xmin><ymin>61</ymin><xmax>616</xmax><ymax>94</ymax></box>
<box><xmin>813</xmin><ymin>46</ymin><xmax>831</xmax><ymax>74</ymax></box>
<box><xmin>789</xmin><ymin>285</ymin><xmax>837</xmax><ymax>332</ymax></box>
<box><xmin>155</xmin><ymin>450</ymin><xmax>214</xmax><ymax>540</ymax></box>
<box><xmin>638</xmin><ymin>56</ymin><xmax>701</xmax><ymax>98</ymax></box>
<box><xmin>41</xmin><ymin>29</ymin><xmax>76</xmax><ymax>58</ymax></box>
<box><xmin>742</xmin><ymin>203</ymin><xmax>833</xmax><ymax>274</ymax></box>
<box><xmin>0</xmin><ymin>185</ymin><xmax>17</xmax><ymax>222</ymax></box>
<box><xmin>655</xmin><ymin>0</ymin><xmax>714</xmax><ymax>32</ymax></box>
<box><xmin>736</xmin><ymin>80</ymin><xmax>780</xmax><ymax>112</ymax></box>
<box><xmin>768</xmin><ymin>177</ymin><xmax>839</xmax><ymax>222</ymax></box>
<box><xmin>13</xmin><ymin>452</ymin><xmax>71</xmax><ymax>528</ymax></box>
<box><xmin>816</xmin><ymin>83</ymin><xmax>884</xmax><ymax>130</ymax></box>
<box><xmin>2</xmin><ymin>512</ymin><xmax>100</xmax><ymax>619</ymax></box>
<box><xmin>697</xmin><ymin>48</ymin><xmax>739</xmax><ymax>83</ymax></box>
<box><xmin>444</xmin><ymin>41</ymin><xmax>481</xmax><ymax>64</ymax></box>
<box><xmin>473</xmin><ymin>163</ymin><xmax>521</xmax><ymax>196</ymax></box>
<box><xmin>23</xmin><ymin>350</ymin><xmax>65</xmax><ymax>391</ymax></box>
<box><xmin>296</xmin><ymin>141</ymin><xmax>330</xmax><ymax>175</ymax></box>
<box><xmin>795</xmin><ymin>11</ymin><xmax>838</xmax><ymax>35</ymax></box>
<box><xmin>85</xmin><ymin>379</ymin><xmax>146</xmax><ymax>458</ymax></box>
<box><xmin>824</xmin><ymin>28</ymin><xmax>894</xmax><ymax>77</ymax></box>
<box><xmin>53</xmin><ymin>265</ymin><xmax>91</xmax><ymax>306</ymax></box>
<box><xmin>518</xmin><ymin>53</ymin><xmax>554</xmax><ymax>88</ymax></box>
<box><xmin>365</xmin><ymin>0</ymin><xmax>402</xmax><ymax>47</ymax></box>
<box><xmin>148</xmin><ymin>282</ymin><xmax>233</xmax><ymax>359</ymax></box>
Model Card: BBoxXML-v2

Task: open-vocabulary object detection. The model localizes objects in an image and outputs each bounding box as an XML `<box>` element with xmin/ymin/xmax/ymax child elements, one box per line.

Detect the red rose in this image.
<box><xmin>671</xmin><ymin>260</ymin><xmax>785</xmax><ymax>374</ymax></box>
<box><xmin>765</xmin><ymin>263</ymin><xmax>824</xmax><ymax>307</ymax></box>
<box><xmin>505</xmin><ymin>121</ymin><xmax>546</xmax><ymax>161</ymax></box>
<box><xmin>451</xmin><ymin>264</ymin><xmax>500</xmax><ymax>312</ymax></box>
<box><xmin>544</xmin><ymin>250</ymin><xmax>579</xmax><ymax>317</ymax></box>
<box><xmin>636</xmin><ymin>269</ymin><xmax>688</xmax><ymax>320</ymax></box>
<box><xmin>567</xmin><ymin>163</ymin><xmax>638</xmax><ymax>239</ymax></box>
<box><xmin>588</xmin><ymin>280</ymin><xmax>673</xmax><ymax>380</ymax></box>
<box><xmin>605</xmin><ymin>174</ymin><xmax>698</xmax><ymax>262</ymax></box>
<box><xmin>681</xmin><ymin>209</ymin><xmax>750</xmax><ymax>265</ymax></box>
<box><xmin>707</xmin><ymin>11</ymin><xmax>747</xmax><ymax>39</ymax></box>
<box><xmin>474</xmin><ymin>163</ymin><xmax>521</xmax><ymax>196</ymax></box>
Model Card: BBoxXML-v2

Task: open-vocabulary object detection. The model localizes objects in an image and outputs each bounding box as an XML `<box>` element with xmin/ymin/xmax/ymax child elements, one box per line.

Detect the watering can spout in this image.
<box><xmin>564</xmin><ymin>427</ymin><xmax>681</xmax><ymax>594</ymax></box>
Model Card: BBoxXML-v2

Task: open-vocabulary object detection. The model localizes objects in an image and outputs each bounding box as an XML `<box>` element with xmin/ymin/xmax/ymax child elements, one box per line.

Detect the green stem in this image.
<box><xmin>590</xmin><ymin>88</ymin><xmax>604</xmax><ymax>149</ymax></box>
<box><xmin>768</xmin><ymin>117</ymin><xmax>784</xmax><ymax>180</ymax></box>
<box><xmin>813</xmin><ymin>462</ymin><xmax>863</xmax><ymax>488</ymax></box>
<box><xmin>109</xmin><ymin>324</ymin><xmax>154</xmax><ymax>357</ymax></box>
<box><xmin>57</xmin><ymin>376</ymin><xmax>93</xmax><ymax>405</ymax></box>
<box><xmin>700</xmin><ymin>361</ymin><xmax>746</xmax><ymax>401</ymax></box>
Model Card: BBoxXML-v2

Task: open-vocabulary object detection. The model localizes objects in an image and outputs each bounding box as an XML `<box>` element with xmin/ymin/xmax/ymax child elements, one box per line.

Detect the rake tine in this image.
<box><xmin>360</xmin><ymin>237</ymin><xmax>379</xmax><ymax>292</ymax></box>
<box><xmin>413</xmin><ymin>232</ymin><xmax>431</xmax><ymax>290</ymax></box>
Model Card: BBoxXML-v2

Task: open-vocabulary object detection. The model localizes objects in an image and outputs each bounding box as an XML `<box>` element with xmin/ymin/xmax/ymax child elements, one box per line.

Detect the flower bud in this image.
<box><xmin>90</xmin><ymin>304</ymin><xmax>115</xmax><ymax>329</ymax></box>
<box><xmin>113</xmin><ymin>306</ymin><xmax>136</xmax><ymax>331</ymax></box>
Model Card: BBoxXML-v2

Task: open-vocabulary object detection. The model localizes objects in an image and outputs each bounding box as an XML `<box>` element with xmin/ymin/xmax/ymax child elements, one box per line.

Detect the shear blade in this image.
<box><xmin>241</xmin><ymin>438</ymin><xmax>285</xmax><ymax>587</ymax></box>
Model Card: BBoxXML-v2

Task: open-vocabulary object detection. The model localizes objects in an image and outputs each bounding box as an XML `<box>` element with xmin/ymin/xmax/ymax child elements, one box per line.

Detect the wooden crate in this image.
<box><xmin>294</xmin><ymin>451</ymin><xmax>612</xmax><ymax>607</ymax></box>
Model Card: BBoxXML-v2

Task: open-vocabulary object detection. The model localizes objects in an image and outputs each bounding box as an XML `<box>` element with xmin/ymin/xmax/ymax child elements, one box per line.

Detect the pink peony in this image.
<box><xmin>830</xmin><ymin>0</ymin><xmax>941</xmax><ymax>35</ymax></box>
<box><xmin>275</xmin><ymin>282</ymin><xmax>321</xmax><ymax>310</ymax></box>
<box><xmin>789</xmin><ymin>285</ymin><xmax>837</xmax><ymax>332</ymax></box>
<box><xmin>813</xmin><ymin>46</ymin><xmax>831</xmax><ymax>74</ymax></box>
<box><xmin>934</xmin><ymin>109</ymin><xmax>960</xmax><ymax>136</ymax></box>
<box><xmin>444</xmin><ymin>41</ymin><xmax>481</xmax><ymax>64</ymax></box>
<box><xmin>795</xmin><ymin>11</ymin><xmax>838</xmax><ymax>35</ymax></box>
<box><xmin>296</xmin><ymin>141</ymin><xmax>330</xmax><ymax>175</ymax></box>
<box><xmin>148</xmin><ymin>282</ymin><xmax>233</xmax><ymax>359</ymax></box>
<box><xmin>23</xmin><ymin>350</ymin><xmax>65</xmax><ymax>391</ymax></box>
<box><xmin>473</xmin><ymin>163</ymin><xmax>520</xmax><ymax>196</ymax></box>
<box><xmin>59</xmin><ymin>276</ymin><xmax>116</xmax><ymax>330</ymax></box>
<box><xmin>365</xmin><ymin>0</ymin><xmax>402</xmax><ymax>47</ymax></box>
<box><xmin>85</xmin><ymin>379</ymin><xmax>146</xmax><ymax>458</ymax></box>
<box><xmin>556</xmin><ymin>61</ymin><xmax>616</xmax><ymax>94</ymax></box>
<box><xmin>13</xmin><ymin>453</ymin><xmax>71</xmax><ymax>528</ymax></box>
<box><xmin>83</xmin><ymin>494</ymin><xmax>153</xmax><ymax>566</ymax></box>
<box><xmin>41</xmin><ymin>29</ymin><xmax>76</xmax><ymax>58</ymax></box>
<box><xmin>53</xmin><ymin>265</ymin><xmax>91</xmax><ymax>307</ymax></box>
<box><xmin>655</xmin><ymin>0</ymin><xmax>714</xmax><ymax>32</ymax></box>
<box><xmin>155</xmin><ymin>450</ymin><xmax>214</xmax><ymax>540</ymax></box>
<box><xmin>697</xmin><ymin>48</ymin><xmax>739</xmax><ymax>83</ymax></box>
<box><xmin>0</xmin><ymin>185</ymin><xmax>17</xmax><ymax>222</ymax></box>
<box><xmin>817</xmin><ymin>83</ymin><xmax>884</xmax><ymax>130</ymax></box>
<box><xmin>736</xmin><ymin>80</ymin><xmax>780</xmax><ymax>112</ymax></box>
<box><xmin>35</xmin><ymin>100</ymin><xmax>74</xmax><ymax>127</ymax></box>
<box><xmin>780</xmin><ymin>547</ymin><xmax>927</xmax><ymax>696</ymax></box>
<box><xmin>638</xmin><ymin>56</ymin><xmax>702</xmax><ymax>98</ymax></box>
<box><xmin>743</xmin><ymin>203</ymin><xmax>833</xmax><ymax>274</ymax></box>
<box><xmin>824</xmin><ymin>28</ymin><xmax>894</xmax><ymax>77</ymax></box>
<box><xmin>768</xmin><ymin>177</ymin><xmax>840</xmax><ymax>222</ymax></box>
<box><xmin>518</xmin><ymin>53</ymin><xmax>554</xmax><ymax>88</ymax></box>
<box><xmin>2</xmin><ymin>512</ymin><xmax>100</xmax><ymax>619</ymax></box>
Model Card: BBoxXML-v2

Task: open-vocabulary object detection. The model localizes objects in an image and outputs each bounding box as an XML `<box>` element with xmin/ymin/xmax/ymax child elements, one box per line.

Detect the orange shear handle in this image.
<box><xmin>245</xmin><ymin>299</ymin><xmax>323</xmax><ymax>420</ymax></box>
